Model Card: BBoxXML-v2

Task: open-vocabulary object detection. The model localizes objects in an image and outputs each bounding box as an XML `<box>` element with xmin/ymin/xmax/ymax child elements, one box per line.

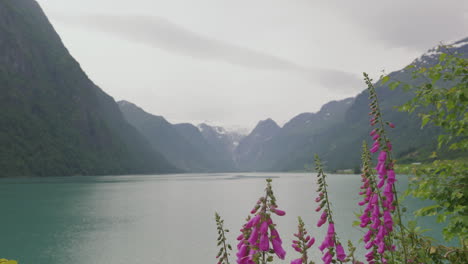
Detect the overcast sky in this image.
<box><xmin>36</xmin><ymin>0</ymin><xmax>468</xmax><ymax>131</ymax></box>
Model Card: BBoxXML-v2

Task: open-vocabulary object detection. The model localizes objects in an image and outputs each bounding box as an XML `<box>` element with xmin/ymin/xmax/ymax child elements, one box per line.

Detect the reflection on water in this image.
<box><xmin>0</xmin><ymin>173</ymin><xmax>442</xmax><ymax>264</ymax></box>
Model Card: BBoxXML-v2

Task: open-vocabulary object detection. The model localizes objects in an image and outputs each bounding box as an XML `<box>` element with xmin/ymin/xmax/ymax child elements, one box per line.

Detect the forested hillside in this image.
<box><xmin>0</xmin><ymin>0</ymin><xmax>176</xmax><ymax>177</ymax></box>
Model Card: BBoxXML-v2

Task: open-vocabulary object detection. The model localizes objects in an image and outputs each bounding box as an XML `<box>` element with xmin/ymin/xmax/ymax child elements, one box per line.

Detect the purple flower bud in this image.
<box><xmin>327</xmin><ymin>223</ymin><xmax>335</xmax><ymax>236</ymax></box>
<box><xmin>274</xmin><ymin>209</ymin><xmax>286</xmax><ymax>216</ymax></box>
<box><xmin>318</xmin><ymin>237</ymin><xmax>329</xmax><ymax>252</ymax></box>
<box><xmin>272</xmin><ymin>236</ymin><xmax>286</xmax><ymax>260</ymax></box>
<box><xmin>245</xmin><ymin>215</ymin><xmax>260</xmax><ymax>229</ymax></box>
<box><xmin>387</xmin><ymin>170</ymin><xmax>396</xmax><ymax>184</ymax></box>
<box><xmin>378</xmin><ymin>151</ymin><xmax>387</xmax><ymax>161</ymax></box>
<box><xmin>322</xmin><ymin>250</ymin><xmax>333</xmax><ymax>264</ymax></box>
<box><xmin>237</xmin><ymin>244</ymin><xmax>248</xmax><ymax>258</ymax></box>
<box><xmin>377</xmin><ymin>241</ymin><xmax>385</xmax><ymax>254</ymax></box>
<box><xmin>377</xmin><ymin>225</ymin><xmax>386</xmax><ymax>242</ymax></box>
<box><xmin>260</xmin><ymin>221</ymin><xmax>269</xmax><ymax>234</ymax></box>
<box><xmin>365</xmin><ymin>240</ymin><xmax>374</xmax><ymax>250</ymax></box>
<box><xmin>250</xmin><ymin>206</ymin><xmax>259</xmax><ymax>214</ymax></box>
<box><xmin>317</xmin><ymin>217</ymin><xmax>327</xmax><ymax>227</ymax></box>
<box><xmin>306</xmin><ymin>237</ymin><xmax>315</xmax><ymax>248</ymax></box>
<box><xmin>375</xmin><ymin>162</ymin><xmax>387</xmax><ymax>177</ymax></box>
<box><xmin>292</xmin><ymin>244</ymin><xmax>302</xmax><ymax>252</ymax></box>
<box><xmin>387</xmin><ymin>142</ymin><xmax>393</xmax><ymax>150</ymax></box>
<box><xmin>270</xmin><ymin>228</ymin><xmax>282</xmax><ymax>243</ymax></box>
<box><xmin>259</xmin><ymin>233</ymin><xmax>269</xmax><ymax>251</ymax></box>
<box><xmin>377</xmin><ymin>178</ymin><xmax>385</xmax><ymax>188</ymax></box>
<box><xmin>248</xmin><ymin>227</ymin><xmax>259</xmax><ymax>245</ymax></box>
<box><xmin>363</xmin><ymin>230</ymin><xmax>373</xmax><ymax>243</ymax></box>
<box><xmin>291</xmin><ymin>258</ymin><xmax>302</xmax><ymax>264</ymax></box>
<box><xmin>237</xmin><ymin>240</ymin><xmax>244</xmax><ymax>250</ymax></box>
<box><xmin>336</xmin><ymin>243</ymin><xmax>347</xmax><ymax>261</ymax></box>
<box><xmin>383</xmin><ymin>210</ymin><xmax>393</xmax><ymax>231</ymax></box>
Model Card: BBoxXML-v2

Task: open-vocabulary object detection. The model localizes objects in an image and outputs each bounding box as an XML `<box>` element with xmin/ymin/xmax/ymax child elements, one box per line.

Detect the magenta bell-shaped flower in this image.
<box><xmin>248</xmin><ymin>227</ymin><xmax>259</xmax><ymax>245</ymax></box>
<box><xmin>270</xmin><ymin>227</ymin><xmax>282</xmax><ymax>243</ymax></box>
<box><xmin>336</xmin><ymin>243</ymin><xmax>347</xmax><ymax>261</ymax></box>
<box><xmin>259</xmin><ymin>233</ymin><xmax>269</xmax><ymax>251</ymax></box>
<box><xmin>291</xmin><ymin>258</ymin><xmax>302</xmax><ymax>264</ymax></box>
<box><xmin>260</xmin><ymin>221</ymin><xmax>268</xmax><ymax>234</ymax></box>
<box><xmin>272</xmin><ymin>236</ymin><xmax>286</xmax><ymax>259</ymax></box>
<box><xmin>273</xmin><ymin>209</ymin><xmax>286</xmax><ymax>216</ymax></box>
<box><xmin>306</xmin><ymin>237</ymin><xmax>315</xmax><ymax>248</ymax></box>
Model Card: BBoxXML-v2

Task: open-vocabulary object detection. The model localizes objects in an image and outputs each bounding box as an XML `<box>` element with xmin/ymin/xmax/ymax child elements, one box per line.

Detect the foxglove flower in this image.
<box><xmin>235</xmin><ymin>179</ymin><xmax>286</xmax><ymax>263</ymax></box>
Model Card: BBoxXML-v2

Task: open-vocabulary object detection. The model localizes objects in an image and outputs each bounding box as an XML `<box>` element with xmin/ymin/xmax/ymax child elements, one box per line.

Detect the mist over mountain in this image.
<box><xmin>0</xmin><ymin>0</ymin><xmax>176</xmax><ymax>177</ymax></box>
<box><xmin>1</xmin><ymin>0</ymin><xmax>466</xmax><ymax>177</ymax></box>
<box><xmin>118</xmin><ymin>101</ymin><xmax>238</xmax><ymax>172</ymax></box>
<box><xmin>234</xmin><ymin>38</ymin><xmax>468</xmax><ymax>172</ymax></box>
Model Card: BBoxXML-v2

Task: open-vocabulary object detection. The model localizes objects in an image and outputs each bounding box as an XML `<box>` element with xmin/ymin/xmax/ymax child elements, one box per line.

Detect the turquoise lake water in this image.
<box><xmin>0</xmin><ymin>173</ymin><xmax>442</xmax><ymax>263</ymax></box>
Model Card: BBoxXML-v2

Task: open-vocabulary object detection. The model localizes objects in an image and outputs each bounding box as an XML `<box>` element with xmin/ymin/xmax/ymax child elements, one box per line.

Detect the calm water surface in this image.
<box><xmin>0</xmin><ymin>173</ymin><xmax>441</xmax><ymax>264</ymax></box>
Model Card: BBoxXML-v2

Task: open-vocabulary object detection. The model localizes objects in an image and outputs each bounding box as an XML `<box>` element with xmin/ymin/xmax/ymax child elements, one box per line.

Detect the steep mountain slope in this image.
<box><xmin>118</xmin><ymin>101</ymin><xmax>238</xmax><ymax>172</ymax></box>
<box><xmin>236</xmin><ymin>97</ymin><xmax>355</xmax><ymax>171</ymax></box>
<box><xmin>234</xmin><ymin>118</ymin><xmax>280</xmax><ymax>171</ymax></box>
<box><xmin>118</xmin><ymin>101</ymin><xmax>205</xmax><ymax>172</ymax></box>
<box><xmin>0</xmin><ymin>0</ymin><xmax>176</xmax><ymax>177</ymax></box>
<box><xmin>174</xmin><ymin>123</ymin><xmax>237</xmax><ymax>171</ymax></box>
<box><xmin>237</xmin><ymin>38</ymin><xmax>468</xmax><ymax>171</ymax></box>
<box><xmin>197</xmin><ymin>123</ymin><xmax>243</xmax><ymax>169</ymax></box>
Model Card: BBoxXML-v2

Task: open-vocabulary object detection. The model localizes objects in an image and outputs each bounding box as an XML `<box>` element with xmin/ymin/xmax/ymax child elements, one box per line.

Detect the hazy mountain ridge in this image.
<box><xmin>233</xmin><ymin>119</ymin><xmax>280</xmax><ymax>171</ymax></box>
<box><xmin>118</xmin><ymin>101</ymin><xmax>238</xmax><ymax>172</ymax></box>
<box><xmin>1</xmin><ymin>0</ymin><xmax>466</xmax><ymax>176</ymax></box>
<box><xmin>238</xmin><ymin>38</ymin><xmax>468</xmax><ymax>172</ymax></box>
<box><xmin>234</xmin><ymin>97</ymin><xmax>356</xmax><ymax>171</ymax></box>
<box><xmin>0</xmin><ymin>0</ymin><xmax>176</xmax><ymax>177</ymax></box>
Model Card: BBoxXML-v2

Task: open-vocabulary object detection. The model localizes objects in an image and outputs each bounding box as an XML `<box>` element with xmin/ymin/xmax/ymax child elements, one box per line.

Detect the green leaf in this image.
<box><xmin>439</xmin><ymin>53</ymin><xmax>447</xmax><ymax>62</ymax></box>
<box><xmin>381</xmin><ymin>76</ymin><xmax>390</xmax><ymax>84</ymax></box>
<box><xmin>389</xmin><ymin>81</ymin><xmax>400</xmax><ymax>90</ymax></box>
<box><xmin>421</xmin><ymin>114</ymin><xmax>431</xmax><ymax>127</ymax></box>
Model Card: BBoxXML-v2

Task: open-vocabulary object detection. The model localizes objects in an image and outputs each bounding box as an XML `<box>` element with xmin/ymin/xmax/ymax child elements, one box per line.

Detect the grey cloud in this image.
<box><xmin>327</xmin><ymin>0</ymin><xmax>468</xmax><ymax>50</ymax></box>
<box><xmin>55</xmin><ymin>14</ymin><xmax>362</xmax><ymax>91</ymax></box>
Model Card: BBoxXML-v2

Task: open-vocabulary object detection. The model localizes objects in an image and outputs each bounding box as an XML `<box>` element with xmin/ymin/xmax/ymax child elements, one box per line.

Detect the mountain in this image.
<box><xmin>197</xmin><ymin>123</ymin><xmax>244</xmax><ymax>168</ymax></box>
<box><xmin>174</xmin><ymin>123</ymin><xmax>237</xmax><ymax>171</ymax></box>
<box><xmin>235</xmin><ymin>98</ymin><xmax>355</xmax><ymax>171</ymax></box>
<box><xmin>234</xmin><ymin>118</ymin><xmax>280</xmax><ymax>171</ymax></box>
<box><xmin>236</xmin><ymin>38</ymin><xmax>468</xmax><ymax>171</ymax></box>
<box><xmin>118</xmin><ymin>101</ymin><xmax>238</xmax><ymax>172</ymax></box>
<box><xmin>0</xmin><ymin>0</ymin><xmax>176</xmax><ymax>177</ymax></box>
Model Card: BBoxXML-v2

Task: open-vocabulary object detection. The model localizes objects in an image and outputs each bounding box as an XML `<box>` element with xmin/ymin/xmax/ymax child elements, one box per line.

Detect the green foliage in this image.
<box><xmin>0</xmin><ymin>0</ymin><xmax>176</xmax><ymax>177</ymax></box>
<box><xmin>0</xmin><ymin>259</ymin><xmax>18</xmax><ymax>264</ymax></box>
<box><xmin>405</xmin><ymin>159</ymin><xmax>468</xmax><ymax>241</ymax></box>
<box><xmin>388</xmin><ymin>49</ymin><xmax>468</xmax><ymax>244</ymax></box>
<box><xmin>215</xmin><ymin>212</ymin><xmax>232</xmax><ymax>264</ymax></box>
<box><xmin>396</xmin><ymin>49</ymin><xmax>468</xmax><ymax>151</ymax></box>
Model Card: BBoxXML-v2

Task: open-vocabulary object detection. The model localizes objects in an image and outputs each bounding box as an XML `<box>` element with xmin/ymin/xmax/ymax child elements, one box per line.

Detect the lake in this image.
<box><xmin>0</xmin><ymin>173</ymin><xmax>442</xmax><ymax>263</ymax></box>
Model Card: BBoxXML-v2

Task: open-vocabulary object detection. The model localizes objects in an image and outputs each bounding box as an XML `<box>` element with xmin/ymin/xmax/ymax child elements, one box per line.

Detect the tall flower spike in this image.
<box><xmin>235</xmin><ymin>179</ymin><xmax>286</xmax><ymax>264</ymax></box>
<box><xmin>290</xmin><ymin>216</ymin><xmax>315</xmax><ymax>264</ymax></box>
<box><xmin>215</xmin><ymin>212</ymin><xmax>232</xmax><ymax>264</ymax></box>
<box><xmin>314</xmin><ymin>155</ymin><xmax>347</xmax><ymax>264</ymax></box>
<box><xmin>363</xmin><ymin>72</ymin><xmax>409</xmax><ymax>264</ymax></box>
